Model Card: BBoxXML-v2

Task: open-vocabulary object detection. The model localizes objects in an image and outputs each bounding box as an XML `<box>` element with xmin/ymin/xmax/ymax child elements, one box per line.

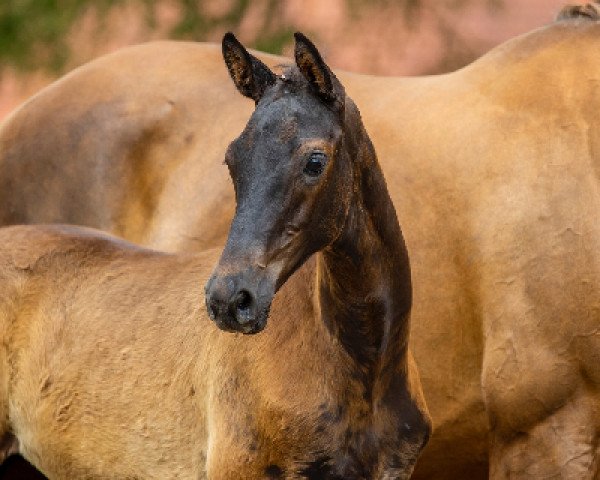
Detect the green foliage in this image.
<box><xmin>0</xmin><ymin>0</ymin><xmax>122</xmax><ymax>71</ymax></box>
<box><xmin>0</xmin><ymin>0</ymin><xmax>294</xmax><ymax>73</ymax></box>
<box><xmin>0</xmin><ymin>0</ymin><xmax>505</xmax><ymax>73</ymax></box>
<box><xmin>167</xmin><ymin>0</ymin><xmax>296</xmax><ymax>56</ymax></box>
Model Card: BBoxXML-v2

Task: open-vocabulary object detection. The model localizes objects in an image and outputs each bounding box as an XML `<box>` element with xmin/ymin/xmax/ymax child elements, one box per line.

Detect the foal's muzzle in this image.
<box><xmin>204</xmin><ymin>269</ymin><xmax>273</xmax><ymax>334</ymax></box>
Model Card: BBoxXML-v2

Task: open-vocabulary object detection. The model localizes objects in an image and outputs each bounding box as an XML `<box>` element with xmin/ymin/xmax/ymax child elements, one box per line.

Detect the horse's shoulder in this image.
<box><xmin>0</xmin><ymin>225</ymin><xmax>154</xmax><ymax>271</ymax></box>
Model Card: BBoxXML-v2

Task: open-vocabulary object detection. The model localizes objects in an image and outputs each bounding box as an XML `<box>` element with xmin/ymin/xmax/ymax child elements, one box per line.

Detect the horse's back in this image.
<box><xmin>0</xmin><ymin>42</ymin><xmax>254</xmax><ymax>250</ymax></box>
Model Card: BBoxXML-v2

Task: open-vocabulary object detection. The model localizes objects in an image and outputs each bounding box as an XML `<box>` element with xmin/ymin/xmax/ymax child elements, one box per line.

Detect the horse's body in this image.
<box><xmin>2</xmin><ymin>16</ymin><xmax>600</xmax><ymax>479</ymax></box>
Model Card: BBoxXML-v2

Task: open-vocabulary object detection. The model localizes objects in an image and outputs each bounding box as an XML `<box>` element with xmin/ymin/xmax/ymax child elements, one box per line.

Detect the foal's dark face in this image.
<box><xmin>205</xmin><ymin>33</ymin><xmax>352</xmax><ymax>334</ymax></box>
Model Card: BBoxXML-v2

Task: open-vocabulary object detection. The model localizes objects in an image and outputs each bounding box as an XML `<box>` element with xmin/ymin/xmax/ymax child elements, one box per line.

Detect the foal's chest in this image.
<box><xmin>212</xmin><ymin>401</ymin><xmax>413</xmax><ymax>480</ymax></box>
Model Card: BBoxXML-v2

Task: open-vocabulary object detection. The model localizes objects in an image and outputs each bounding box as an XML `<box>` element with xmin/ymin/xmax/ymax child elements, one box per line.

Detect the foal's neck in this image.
<box><xmin>317</xmin><ymin>110</ymin><xmax>411</xmax><ymax>406</ymax></box>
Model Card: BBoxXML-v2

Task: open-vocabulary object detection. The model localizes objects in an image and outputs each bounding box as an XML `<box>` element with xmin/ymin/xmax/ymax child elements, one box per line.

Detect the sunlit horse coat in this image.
<box><xmin>2</xmin><ymin>9</ymin><xmax>600</xmax><ymax>479</ymax></box>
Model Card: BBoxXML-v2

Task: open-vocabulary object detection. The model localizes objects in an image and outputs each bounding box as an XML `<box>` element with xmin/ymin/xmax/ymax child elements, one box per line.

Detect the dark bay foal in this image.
<box><xmin>205</xmin><ymin>33</ymin><xmax>431</xmax><ymax>477</ymax></box>
<box><xmin>0</xmin><ymin>33</ymin><xmax>429</xmax><ymax>479</ymax></box>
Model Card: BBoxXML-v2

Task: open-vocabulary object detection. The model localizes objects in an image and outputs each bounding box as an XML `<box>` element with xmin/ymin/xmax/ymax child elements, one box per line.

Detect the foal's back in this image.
<box><xmin>0</xmin><ymin>225</ymin><xmax>216</xmax><ymax>478</ymax></box>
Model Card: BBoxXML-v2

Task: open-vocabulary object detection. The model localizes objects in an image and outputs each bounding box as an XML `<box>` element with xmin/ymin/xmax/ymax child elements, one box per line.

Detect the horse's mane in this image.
<box><xmin>556</xmin><ymin>1</ymin><xmax>600</xmax><ymax>21</ymax></box>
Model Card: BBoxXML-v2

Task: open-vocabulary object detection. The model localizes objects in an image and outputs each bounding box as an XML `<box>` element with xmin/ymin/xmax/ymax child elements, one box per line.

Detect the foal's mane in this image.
<box><xmin>275</xmin><ymin>64</ymin><xmax>315</xmax><ymax>91</ymax></box>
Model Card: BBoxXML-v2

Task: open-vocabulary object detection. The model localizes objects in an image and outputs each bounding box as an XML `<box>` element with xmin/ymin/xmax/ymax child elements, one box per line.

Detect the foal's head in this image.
<box><xmin>205</xmin><ymin>33</ymin><xmax>360</xmax><ymax>334</ymax></box>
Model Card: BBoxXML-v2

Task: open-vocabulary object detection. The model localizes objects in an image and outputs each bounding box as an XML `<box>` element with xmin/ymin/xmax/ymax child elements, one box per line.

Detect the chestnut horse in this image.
<box><xmin>2</xmin><ymin>6</ymin><xmax>600</xmax><ymax>478</ymax></box>
<box><xmin>0</xmin><ymin>34</ymin><xmax>430</xmax><ymax>479</ymax></box>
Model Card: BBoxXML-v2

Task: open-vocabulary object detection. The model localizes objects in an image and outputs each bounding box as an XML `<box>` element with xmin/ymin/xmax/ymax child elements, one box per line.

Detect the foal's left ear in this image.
<box><xmin>222</xmin><ymin>32</ymin><xmax>276</xmax><ymax>104</ymax></box>
<box><xmin>294</xmin><ymin>32</ymin><xmax>343</xmax><ymax>108</ymax></box>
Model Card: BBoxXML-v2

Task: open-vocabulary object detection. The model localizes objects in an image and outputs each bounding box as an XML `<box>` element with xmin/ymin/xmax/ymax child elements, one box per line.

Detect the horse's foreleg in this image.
<box><xmin>488</xmin><ymin>392</ymin><xmax>599</xmax><ymax>479</ymax></box>
<box><xmin>482</xmin><ymin>334</ymin><xmax>600</xmax><ymax>480</ymax></box>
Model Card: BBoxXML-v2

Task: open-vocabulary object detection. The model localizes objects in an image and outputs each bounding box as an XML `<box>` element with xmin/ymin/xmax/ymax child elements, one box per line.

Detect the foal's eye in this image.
<box><xmin>303</xmin><ymin>152</ymin><xmax>327</xmax><ymax>177</ymax></box>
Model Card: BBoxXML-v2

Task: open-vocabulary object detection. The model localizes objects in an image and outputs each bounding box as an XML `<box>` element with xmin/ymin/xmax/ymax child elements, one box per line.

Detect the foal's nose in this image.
<box><xmin>205</xmin><ymin>275</ymin><xmax>258</xmax><ymax>332</ymax></box>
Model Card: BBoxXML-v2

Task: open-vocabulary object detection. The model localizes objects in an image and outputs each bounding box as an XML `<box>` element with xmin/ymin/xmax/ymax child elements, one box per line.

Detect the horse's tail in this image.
<box><xmin>556</xmin><ymin>2</ymin><xmax>600</xmax><ymax>21</ymax></box>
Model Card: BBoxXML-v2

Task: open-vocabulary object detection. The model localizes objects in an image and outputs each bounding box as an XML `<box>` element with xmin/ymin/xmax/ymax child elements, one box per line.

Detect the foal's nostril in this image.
<box><xmin>234</xmin><ymin>289</ymin><xmax>254</xmax><ymax>324</ymax></box>
<box><xmin>207</xmin><ymin>299</ymin><xmax>218</xmax><ymax>321</ymax></box>
<box><xmin>206</xmin><ymin>296</ymin><xmax>219</xmax><ymax>321</ymax></box>
<box><xmin>236</xmin><ymin>290</ymin><xmax>252</xmax><ymax>310</ymax></box>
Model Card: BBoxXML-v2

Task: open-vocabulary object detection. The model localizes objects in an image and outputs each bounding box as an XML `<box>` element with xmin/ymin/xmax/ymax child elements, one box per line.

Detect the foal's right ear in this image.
<box><xmin>222</xmin><ymin>33</ymin><xmax>276</xmax><ymax>104</ymax></box>
<box><xmin>294</xmin><ymin>32</ymin><xmax>342</xmax><ymax>107</ymax></box>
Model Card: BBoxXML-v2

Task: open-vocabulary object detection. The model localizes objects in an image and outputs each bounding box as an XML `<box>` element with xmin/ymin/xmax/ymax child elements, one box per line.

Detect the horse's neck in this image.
<box><xmin>317</xmin><ymin>130</ymin><xmax>412</xmax><ymax>407</ymax></box>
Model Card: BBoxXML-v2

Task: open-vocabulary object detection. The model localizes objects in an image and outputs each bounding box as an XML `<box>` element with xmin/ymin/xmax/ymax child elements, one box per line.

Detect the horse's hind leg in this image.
<box><xmin>0</xmin><ymin>365</ymin><xmax>18</xmax><ymax>467</ymax></box>
<box><xmin>0</xmin><ymin>433</ymin><xmax>19</xmax><ymax>464</ymax></box>
<box><xmin>0</xmin><ymin>362</ymin><xmax>20</xmax><ymax>470</ymax></box>
<box><xmin>0</xmin><ymin>455</ymin><xmax>47</xmax><ymax>479</ymax></box>
<box><xmin>0</xmin><ymin>324</ymin><xmax>16</xmax><ymax>467</ymax></box>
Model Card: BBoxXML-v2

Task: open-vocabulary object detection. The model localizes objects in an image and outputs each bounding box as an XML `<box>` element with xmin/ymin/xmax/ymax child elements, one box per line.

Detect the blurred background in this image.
<box><xmin>0</xmin><ymin>0</ymin><xmax>579</xmax><ymax>121</ymax></box>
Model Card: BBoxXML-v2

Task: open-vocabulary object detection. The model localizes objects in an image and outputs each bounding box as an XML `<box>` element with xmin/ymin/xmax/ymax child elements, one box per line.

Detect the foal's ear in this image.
<box><xmin>222</xmin><ymin>32</ymin><xmax>276</xmax><ymax>104</ymax></box>
<box><xmin>294</xmin><ymin>32</ymin><xmax>342</xmax><ymax>107</ymax></box>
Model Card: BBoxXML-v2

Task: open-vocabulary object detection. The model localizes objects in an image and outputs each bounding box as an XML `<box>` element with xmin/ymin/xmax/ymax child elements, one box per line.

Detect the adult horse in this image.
<box><xmin>2</xmin><ymin>7</ymin><xmax>600</xmax><ymax>479</ymax></box>
<box><xmin>0</xmin><ymin>33</ymin><xmax>430</xmax><ymax>479</ymax></box>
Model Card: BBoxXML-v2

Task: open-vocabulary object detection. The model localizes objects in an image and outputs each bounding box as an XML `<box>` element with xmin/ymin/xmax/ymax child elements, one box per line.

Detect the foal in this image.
<box><xmin>0</xmin><ymin>33</ymin><xmax>429</xmax><ymax>479</ymax></box>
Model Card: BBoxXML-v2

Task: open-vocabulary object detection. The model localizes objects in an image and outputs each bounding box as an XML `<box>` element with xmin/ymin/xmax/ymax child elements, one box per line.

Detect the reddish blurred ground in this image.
<box><xmin>0</xmin><ymin>0</ymin><xmax>579</xmax><ymax>122</ymax></box>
